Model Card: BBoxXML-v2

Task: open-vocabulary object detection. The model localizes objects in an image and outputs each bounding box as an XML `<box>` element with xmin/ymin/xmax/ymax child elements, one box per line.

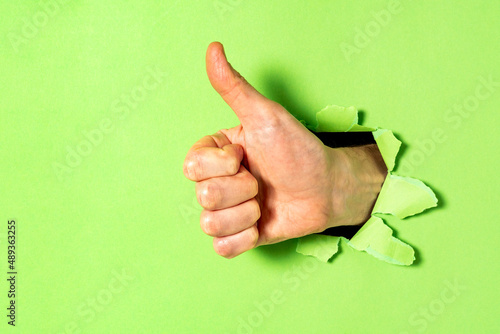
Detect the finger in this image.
<box><xmin>195</xmin><ymin>165</ymin><xmax>258</xmax><ymax>210</ymax></box>
<box><xmin>184</xmin><ymin>142</ymin><xmax>244</xmax><ymax>181</ymax></box>
<box><xmin>213</xmin><ymin>224</ymin><xmax>259</xmax><ymax>258</ymax></box>
<box><xmin>189</xmin><ymin>131</ymin><xmax>231</xmax><ymax>150</ymax></box>
<box><xmin>206</xmin><ymin>42</ymin><xmax>280</xmax><ymax>129</ymax></box>
<box><xmin>200</xmin><ymin>198</ymin><xmax>261</xmax><ymax>237</ymax></box>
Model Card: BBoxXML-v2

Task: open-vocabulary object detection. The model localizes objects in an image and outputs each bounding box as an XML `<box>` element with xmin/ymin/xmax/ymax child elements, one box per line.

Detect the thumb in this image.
<box><xmin>206</xmin><ymin>42</ymin><xmax>274</xmax><ymax>128</ymax></box>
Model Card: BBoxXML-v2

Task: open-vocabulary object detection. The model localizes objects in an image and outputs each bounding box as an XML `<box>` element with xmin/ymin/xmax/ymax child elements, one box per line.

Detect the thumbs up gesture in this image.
<box><xmin>184</xmin><ymin>42</ymin><xmax>387</xmax><ymax>258</ymax></box>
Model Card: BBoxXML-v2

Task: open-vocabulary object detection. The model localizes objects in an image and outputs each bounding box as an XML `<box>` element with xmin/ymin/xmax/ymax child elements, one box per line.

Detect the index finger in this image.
<box><xmin>183</xmin><ymin>132</ymin><xmax>244</xmax><ymax>181</ymax></box>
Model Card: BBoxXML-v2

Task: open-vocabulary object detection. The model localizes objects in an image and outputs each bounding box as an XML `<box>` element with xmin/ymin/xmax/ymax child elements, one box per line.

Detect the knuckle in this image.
<box><xmin>200</xmin><ymin>211</ymin><xmax>221</xmax><ymax>236</ymax></box>
<box><xmin>250</xmin><ymin>199</ymin><xmax>261</xmax><ymax>221</ymax></box>
<box><xmin>247</xmin><ymin>175</ymin><xmax>259</xmax><ymax>197</ymax></box>
<box><xmin>184</xmin><ymin>152</ymin><xmax>202</xmax><ymax>180</ymax></box>
<box><xmin>225</xmin><ymin>155</ymin><xmax>240</xmax><ymax>175</ymax></box>
<box><xmin>214</xmin><ymin>238</ymin><xmax>233</xmax><ymax>258</ymax></box>
<box><xmin>249</xmin><ymin>225</ymin><xmax>259</xmax><ymax>246</ymax></box>
<box><xmin>196</xmin><ymin>181</ymin><xmax>221</xmax><ymax>210</ymax></box>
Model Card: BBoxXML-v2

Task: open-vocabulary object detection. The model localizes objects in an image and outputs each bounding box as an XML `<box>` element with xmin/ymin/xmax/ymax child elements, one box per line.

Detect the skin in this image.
<box><xmin>183</xmin><ymin>42</ymin><xmax>387</xmax><ymax>258</ymax></box>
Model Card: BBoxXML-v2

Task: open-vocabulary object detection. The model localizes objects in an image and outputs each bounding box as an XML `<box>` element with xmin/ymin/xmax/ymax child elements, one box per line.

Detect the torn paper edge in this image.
<box><xmin>296</xmin><ymin>235</ymin><xmax>341</xmax><ymax>262</ymax></box>
<box><xmin>295</xmin><ymin>105</ymin><xmax>438</xmax><ymax>265</ymax></box>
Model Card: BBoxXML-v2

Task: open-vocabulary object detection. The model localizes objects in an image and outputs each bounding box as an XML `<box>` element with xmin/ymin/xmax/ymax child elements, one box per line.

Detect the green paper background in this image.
<box><xmin>1</xmin><ymin>1</ymin><xmax>499</xmax><ymax>333</ymax></box>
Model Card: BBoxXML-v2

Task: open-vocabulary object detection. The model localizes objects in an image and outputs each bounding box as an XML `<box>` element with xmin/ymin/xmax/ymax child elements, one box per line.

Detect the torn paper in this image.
<box><xmin>296</xmin><ymin>105</ymin><xmax>438</xmax><ymax>265</ymax></box>
<box><xmin>315</xmin><ymin>105</ymin><xmax>375</xmax><ymax>132</ymax></box>
<box><xmin>373</xmin><ymin>174</ymin><xmax>438</xmax><ymax>219</ymax></box>
<box><xmin>373</xmin><ymin>129</ymin><xmax>401</xmax><ymax>171</ymax></box>
<box><xmin>348</xmin><ymin>216</ymin><xmax>415</xmax><ymax>266</ymax></box>
<box><xmin>296</xmin><ymin>235</ymin><xmax>341</xmax><ymax>262</ymax></box>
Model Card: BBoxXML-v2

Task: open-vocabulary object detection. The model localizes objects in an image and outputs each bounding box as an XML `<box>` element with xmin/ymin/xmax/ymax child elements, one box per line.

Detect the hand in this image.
<box><xmin>183</xmin><ymin>42</ymin><xmax>387</xmax><ymax>258</ymax></box>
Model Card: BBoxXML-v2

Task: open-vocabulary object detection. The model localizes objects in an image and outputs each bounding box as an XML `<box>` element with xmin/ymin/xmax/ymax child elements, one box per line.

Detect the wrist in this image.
<box><xmin>326</xmin><ymin>143</ymin><xmax>387</xmax><ymax>228</ymax></box>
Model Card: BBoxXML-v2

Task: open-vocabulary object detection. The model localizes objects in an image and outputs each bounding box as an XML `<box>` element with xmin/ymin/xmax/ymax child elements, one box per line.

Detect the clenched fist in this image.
<box><xmin>183</xmin><ymin>42</ymin><xmax>387</xmax><ymax>258</ymax></box>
